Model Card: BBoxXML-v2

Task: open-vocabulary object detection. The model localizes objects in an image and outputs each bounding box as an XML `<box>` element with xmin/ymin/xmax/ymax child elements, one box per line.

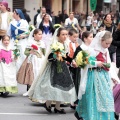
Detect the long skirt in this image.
<box><xmin>76</xmin><ymin>69</ymin><xmax>115</xmax><ymax>120</ymax></box>
<box><xmin>17</xmin><ymin>55</ymin><xmax>44</xmax><ymax>85</ymax></box>
<box><xmin>0</xmin><ymin>62</ymin><xmax>18</xmax><ymax>93</ymax></box>
<box><xmin>30</xmin><ymin>61</ymin><xmax>77</xmax><ymax>103</ymax></box>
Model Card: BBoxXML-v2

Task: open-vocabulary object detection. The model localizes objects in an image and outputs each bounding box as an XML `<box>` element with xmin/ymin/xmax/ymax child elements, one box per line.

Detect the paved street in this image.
<box><xmin>0</xmin><ymin>84</ymin><xmax>76</xmax><ymax>120</ymax></box>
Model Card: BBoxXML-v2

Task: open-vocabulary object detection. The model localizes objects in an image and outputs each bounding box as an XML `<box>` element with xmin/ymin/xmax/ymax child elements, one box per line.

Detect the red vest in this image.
<box><xmin>96</xmin><ymin>52</ymin><xmax>109</xmax><ymax>71</ymax></box>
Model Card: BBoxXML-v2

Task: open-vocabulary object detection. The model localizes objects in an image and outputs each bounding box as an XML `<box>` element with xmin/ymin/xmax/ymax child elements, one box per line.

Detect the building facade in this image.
<box><xmin>6</xmin><ymin>0</ymin><xmax>119</xmax><ymax>24</ymax></box>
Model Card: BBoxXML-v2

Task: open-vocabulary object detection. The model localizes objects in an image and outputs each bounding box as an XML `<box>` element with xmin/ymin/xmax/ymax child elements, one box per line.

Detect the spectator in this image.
<box><xmin>22</xmin><ymin>8</ymin><xmax>31</xmax><ymax>23</ymax></box>
<box><xmin>74</xmin><ymin>11</ymin><xmax>80</xmax><ymax>21</ymax></box>
<box><xmin>55</xmin><ymin>11</ymin><xmax>62</xmax><ymax>24</ymax></box>
<box><xmin>116</xmin><ymin>10</ymin><xmax>120</xmax><ymax>25</ymax></box>
<box><xmin>79</xmin><ymin>13</ymin><xmax>86</xmax><ymax>28</ymax></box>
<box><xmin>91</xmin><ymin>21</ymin><xmax>98</xmax><ymax>37</ymax></box>
<box><xmin>51</xmin><ymin>11</ymin><xmax>55</xmax><ymax>25</ymax></box>
<box><xmin>36</xmin><ymin>6</ymin><xmax>52</xmax><ymax>28</ymax></box>
<box><xmin>59</xmin><ymin>9</ymin><xmax>68</xmax><ymax>25</ymax></box>
<box><xmin>86</xmin><ymin>12</ymin><xmax>93</xmax><ymax>31</ymax></box>
<box><xmin>65</xmin><ymin>12</ymin><xmax>81</xmax><ymax>32</ymax></box>
<box><xmin>34</xmin><ymin>9</ymin><xmax>40</xmax><ymax>26</ymax></box>
<box><xmin>99</xmin><ymin>11</ymin><xmax>104</xmax><ymax>19</ymax></box>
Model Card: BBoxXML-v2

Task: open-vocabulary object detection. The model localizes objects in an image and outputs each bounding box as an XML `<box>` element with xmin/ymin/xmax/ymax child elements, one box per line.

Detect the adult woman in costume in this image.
<box><xmin>7</xmin><ymin>9</ymin><xmax>29</xmax><ymax>70</ymax></box>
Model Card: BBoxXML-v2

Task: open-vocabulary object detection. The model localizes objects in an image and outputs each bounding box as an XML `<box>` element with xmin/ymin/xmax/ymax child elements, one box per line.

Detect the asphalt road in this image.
<box><xmin>0</xmin><ymin>84</ymin><xmax>76</xmax><ymax>120</ymax></box>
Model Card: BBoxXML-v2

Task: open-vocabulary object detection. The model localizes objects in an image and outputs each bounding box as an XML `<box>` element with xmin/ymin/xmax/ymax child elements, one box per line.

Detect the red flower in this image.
<box><xmin>31</xmin><ymin>44</ymin><xmax>38</xmax><ymax>50</ymax></box>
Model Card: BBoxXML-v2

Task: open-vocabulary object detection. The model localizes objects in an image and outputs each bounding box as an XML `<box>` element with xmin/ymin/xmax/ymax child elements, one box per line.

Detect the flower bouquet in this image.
<box><xmin>75</xmin><ymin>50</ymin><xmax>89</xmax><ymax>68</ymax></box>
<box><xmin>28</xmin><ymin>44</ymin><xmax>42</xmax><ymax>58</ymax></box>
<box><xmin>13</xmin><ymin>39</ymin><xmax>20</xmax><ymax>59</ymax></box>
<box><xmin>51</xmin><ymin>42</ymin><xmax>66</xmax><ymax>73</ymax></box>
<box><xmin>76</xmin><ymin>50</ymin><xmax>111</xmax><ymax>69</ymax></box>
<box><xmin>29</xmin><ymin>25</ymin><xmax>35</xmax><ymax>32</ymax></box>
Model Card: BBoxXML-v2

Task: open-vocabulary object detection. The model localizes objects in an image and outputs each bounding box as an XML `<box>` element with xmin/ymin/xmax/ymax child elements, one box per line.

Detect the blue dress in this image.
<box><xmin>76</xmin><ymin>52</ymin><xmax>115</xmax><ymax>120</ymax></box>
<box><xmin>8</xmin><ymin>19</ymin><xmax>29</xmax><ymax>70</ymax></box>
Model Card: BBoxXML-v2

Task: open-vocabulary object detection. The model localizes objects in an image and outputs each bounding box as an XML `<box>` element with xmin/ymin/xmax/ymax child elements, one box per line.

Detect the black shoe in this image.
<box><xmin>74</xmin><ymin>99</ymin><xmax>79</xmax><ymax>105</ymax></box>
<box><xmin>3</xmin><ymin>92</ymin><xmax>9</xmax><ymax>97</ymax></box>
<box><xmin>27</xmin><ymin>85</ymin><xmax>31</xmax><ymax>91</ymax></box>
<box><xmin>74</xmin><ymin>112</ymin><xmax>83</xmax><ymax>120</ymax></box>
<box><xmin>43</xmin><ymin>103</ymin><xmax>52</xmax><ymax>113</ymax></box>
<box><xmin>0</xmin><ymin>92</ymin><xmax>3</xmax><ymax>96</ymax></box>
<box><xmin>70</xmin><ymin>105</ymin><xmax>76</xmax><ymax>110</ymax></box>
<box><xmin>54</xmin><ymin>108</ymin><xmax>66</xmax><ymax>114</ymax></box>
<box><xmin>115</xmin><ymin>113</ymin><xmax>119</xmax><ymax>120</ymax></box>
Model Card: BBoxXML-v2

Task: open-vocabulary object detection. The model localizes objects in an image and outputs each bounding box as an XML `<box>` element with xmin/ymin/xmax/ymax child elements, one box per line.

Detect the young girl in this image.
<box><xmin>75</xmin><ymin>31</ymin><xmax>119</xmax><ymax>120</ymax></box>
<box><xmin>71</xmin><ymin>31</ymin><xmax>93</xmax><ymax>110</ymax></box>
<box><xmin>28</xmin><ymin>27</ymin><xmax>77</xmax><ymax>114</ymax></box>
<box><xmin>0</xmin><ymin>35</ymin><xmax>18</xmax><ymax>97</ymax></box>
<box><xmin>17</xmin><ymin>29</ymin><xmax>45</xmax><ymax>92</ymax></box>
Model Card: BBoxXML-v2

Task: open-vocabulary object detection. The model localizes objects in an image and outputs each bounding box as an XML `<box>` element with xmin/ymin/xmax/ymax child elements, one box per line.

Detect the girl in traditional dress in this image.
<box><xmin>100</xmin><ymin>13</ymin><xmax>116</xmax><ymax>62</ymax></box>
<box><xmin>0</xmin><ymin>35</ymin><xmax>18</xmax><ymax>97</ymax></box>
<box><xmin>28</xmin><ymin>27</ymin><xmax>77</xmax><ymax>114</ymax></box>
<box><xmin>75</xmin><ymin>31</ymin><xmax>119</xmax><ymax>120</ymax></box>
<box><xmin>17</xmin><ymin>29</ymin><xmax>45</xmax><ymax>92</ymax></box>
<box><xmin>7</xmin><ymin>9</ymin><xmax>29</xmax><ymax>70</ymax></box>
<box><xmin>71</xmin><ymin>31</ymin><xmax>93</xmax><ymax>110</ymax></box>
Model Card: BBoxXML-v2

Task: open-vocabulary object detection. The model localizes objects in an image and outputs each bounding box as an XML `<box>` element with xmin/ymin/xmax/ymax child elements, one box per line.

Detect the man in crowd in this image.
<box><xmin>22</xmin><ymin>8</ymin><xmax>31</xmax><ymax>24</ymax></box>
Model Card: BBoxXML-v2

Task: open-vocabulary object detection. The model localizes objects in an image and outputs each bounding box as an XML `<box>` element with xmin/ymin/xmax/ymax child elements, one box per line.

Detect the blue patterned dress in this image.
<box><xmin>76</xmin><ymin>52</ymin><xmax>115</xmax><ymax>120</ymax></box>
<box><xmin>7</xmin><ymin>19</ymin><xmax>29</xmax><ymax>70</ymax></box>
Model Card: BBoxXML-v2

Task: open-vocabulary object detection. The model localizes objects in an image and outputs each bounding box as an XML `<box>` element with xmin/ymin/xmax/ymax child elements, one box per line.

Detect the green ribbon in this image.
<box><xmin>90</xmin><ymin>0</ymin><xmax>97</xmax><ymax>11</ymax></box>
<box><xmin>88</xmin><ymin>56</ymin><xmax>96</xmax><ymax>66</ymax></box>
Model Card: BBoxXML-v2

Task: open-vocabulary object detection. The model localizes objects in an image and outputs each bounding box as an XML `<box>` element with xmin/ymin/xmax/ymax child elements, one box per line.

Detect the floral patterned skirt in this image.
<box><xmin>76</xmin><ymin>69</ymin><xmax>114</xmax><ymax>120</ymax></box>
<box><xmin>31</xmin><ymin>62</ymin><xmax>77</xmax><ymax>102</ymax></box>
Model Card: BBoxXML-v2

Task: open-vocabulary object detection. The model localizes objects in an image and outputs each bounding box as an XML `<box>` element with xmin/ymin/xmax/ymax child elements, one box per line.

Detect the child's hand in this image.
<box><xmin>72</xmin><ymin>60</ymin><xmax>78</xmax><ymax>68</ymax></box>
<box><xmin>30</xmin><ymin>49</ymin><xmax>35</xmax><ymax>55</ymax></box>
<box><xmin>112</xmin><ymin>78</ymin><xmax>118</xmax><ymax>84</ymax></box>
<box><xmin>96</xmin><ymin>61</ymin><xmax>104</xmax><ymax>67</ymax></box>
<box><xmin>18</xmin><ymin>34</ymin><xmax>26</xmax><ymax>39</ymax></box>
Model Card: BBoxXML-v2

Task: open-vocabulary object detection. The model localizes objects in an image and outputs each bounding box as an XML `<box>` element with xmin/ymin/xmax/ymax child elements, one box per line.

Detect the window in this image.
<box><xmin>13</xmin><ymin>0</ymin><xmax>24</xmax><ymax>11</ymax></box>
